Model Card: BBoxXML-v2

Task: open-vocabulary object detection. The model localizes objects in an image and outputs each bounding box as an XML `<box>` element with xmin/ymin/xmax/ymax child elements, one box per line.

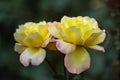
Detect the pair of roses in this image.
<box><xmin>14</xmin><ymin>16</ymin><xmax>105</xmax><ymax>74</ymax></box>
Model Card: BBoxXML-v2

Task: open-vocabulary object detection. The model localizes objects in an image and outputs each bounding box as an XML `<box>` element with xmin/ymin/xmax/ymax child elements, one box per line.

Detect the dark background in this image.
<box><xmin>0</xmin><ymin>0</ymin><xmax>119</xmax><ymax>80</ymax></box>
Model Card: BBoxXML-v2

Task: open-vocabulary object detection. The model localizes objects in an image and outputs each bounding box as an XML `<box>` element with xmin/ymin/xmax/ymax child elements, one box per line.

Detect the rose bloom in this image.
<box><xmin>48</xmin><ymin>16</ymin><xmax>106</xmax><ymax>74</ymax></box>
<box><xmin>14</xmin><ymin>21</ymin><xmax>51</xmax><ymax>66</ymax></box>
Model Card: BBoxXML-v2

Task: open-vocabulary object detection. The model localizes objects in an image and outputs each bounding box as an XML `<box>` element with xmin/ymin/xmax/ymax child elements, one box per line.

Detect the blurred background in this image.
<box><xmin>0</xmin><ymin>0</ymin><xmax>120</xmax><ymax>80</ymax></box>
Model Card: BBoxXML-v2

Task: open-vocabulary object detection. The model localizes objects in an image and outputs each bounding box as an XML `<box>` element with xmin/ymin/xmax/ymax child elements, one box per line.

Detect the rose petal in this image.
<box><xmin>56</xmin><ymin>39</ymin><xmax>76</xmax><ymax>54</ymax></box>
<box><xmin>83</xmin><ymin>16</ymin><xmax>98</xmax><ymax>29</ymax></box>
<box><xmin>14</xmin><ymin>32</ymin><xmax>26</xmax><ymax>43</ymax></box>
<box><xmin>42</xmin><ymin>35</ymin><xmax>52</xmax><ymax>47</ymax></box>
<box><xmin>84</xmin><ymin>30</ymin><xmax>106</xmax><ymax>46</ymax></box>
<box><xmin>48</xmin><ymin>22</ymin><xmax>61</xmax><ymax>38</ymax></box>
<box><xmin>65</xmin><ymin>27</ymin><xmax>84</xmax><ymax>45</ymax></box>
<box><xmin>64</xmin><ymin>47</ymin><xmax>90</xmax><ymax>74</ymax></box>
<box><xmin>61</xmin><ymin>16</ymin><xmax>83</xmax><ymax>30</ymax></box>
<box><xmin>88</xmin><ymin>45</ymin><xmax>105</xmax><ymax>52</ymax></box>
<box><xmin>37</xmin><ymin>22</ymin><xmax>50</xmax><ymax>41</ymax></box>
<box><xmin>31</xmin><ymin>48</ymin><xmax>46</xmax><ymax>65</ymax></box>
<box><xmin>61</xmin><ymin>16</ymin><xmax>69</xmax><ymax>24</ymax></box>
<box><xmin>20</xmin><ymin>48</ymin><xmax>46</xmax><ymax>66</ymax></box>
<box><xmin>84</xmin><ymin>29</ymin><xmax>101</xmax><ymax>41</ymax></box>
<box><xmin>23</xmin><ymin>32</ymin><xmax>43</xmax><ymax>47</ymax></box>
<box><xmin>14</xmin><ymin>43</ymin><xmax>26</xmax><ymax>54</ymax></box>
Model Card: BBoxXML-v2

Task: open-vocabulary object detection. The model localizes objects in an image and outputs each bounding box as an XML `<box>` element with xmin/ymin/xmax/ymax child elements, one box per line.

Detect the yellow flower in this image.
<box><xmin>48</xmin><ymin>16</ymin><xmax>106</xmax><ymax>74</ymax></box>
<box><xmin>14</xmin><ymin>21</ymin><xmax>51</xmax><ymax>66</ymax></box>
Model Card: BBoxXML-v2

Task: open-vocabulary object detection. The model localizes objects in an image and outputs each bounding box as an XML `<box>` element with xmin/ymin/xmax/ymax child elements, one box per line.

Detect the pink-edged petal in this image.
<box><xmin>48</xmin><ymin>22</ymin><xmax>61</xmax><ymax>38</ymax></box>
<box><xmin>42</xmin><ymin>35</ymin><xmax>52</xmax><ymax>47</ymax></box>
<box><xmin>56</xmin><ymin>39</ymin><xmax>76</xmax><ymax>54</ymax></box>
<box><xmin>14</xmin><ymin>43</ymin><xmax>26</xmax><ymax>54</ymax></box>
<box><xmin>64</xmin><ymin>47</ymin><xmax>90</xmax><ymax>74</ymax></box>
<box><xmin>88</xmin><ymin>45</ymin><xmax>105</xmax><ymax>52</ymax></box>
<box><xmin>20</xmin><ymin>48</ymin><xmax>31</xmax><ymax>66</ymax></box>
<box><xmin>20</xmin><ymin>48</ymin><xmax>46</xmax><ymax>66</ymax></box>
<box><xmin>31</xmin><ymin>48</ymin><xmax>46</xmax><ymax>66</ymax></box>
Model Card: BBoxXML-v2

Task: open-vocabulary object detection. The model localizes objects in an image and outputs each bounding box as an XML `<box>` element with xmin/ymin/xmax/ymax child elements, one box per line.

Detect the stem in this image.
<box><xmin>64</xmin><ymin>65</ymin><xmax>67</xmax><ymax>80</ymax></box>
<box><xmin>45</xmin><ymin>58</ymin><xmax>57</xmax><ymax>75</ymax></box>
<box><xmin>58</xmin><ymin>51</ymin><xmax>68</xmax><ymax>80</ymax></box>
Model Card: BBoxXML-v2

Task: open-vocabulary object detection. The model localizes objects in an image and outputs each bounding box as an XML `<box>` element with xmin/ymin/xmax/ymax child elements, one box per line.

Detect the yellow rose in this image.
<box><xmin>14</xmin><ymin>21</ymin><xmax>51</xmax><ymax>66</ymax></box>
<box><xmin>48</xmin><ymin>16</ymin><xmax>106</xmax><ymax>74</ymax></box>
